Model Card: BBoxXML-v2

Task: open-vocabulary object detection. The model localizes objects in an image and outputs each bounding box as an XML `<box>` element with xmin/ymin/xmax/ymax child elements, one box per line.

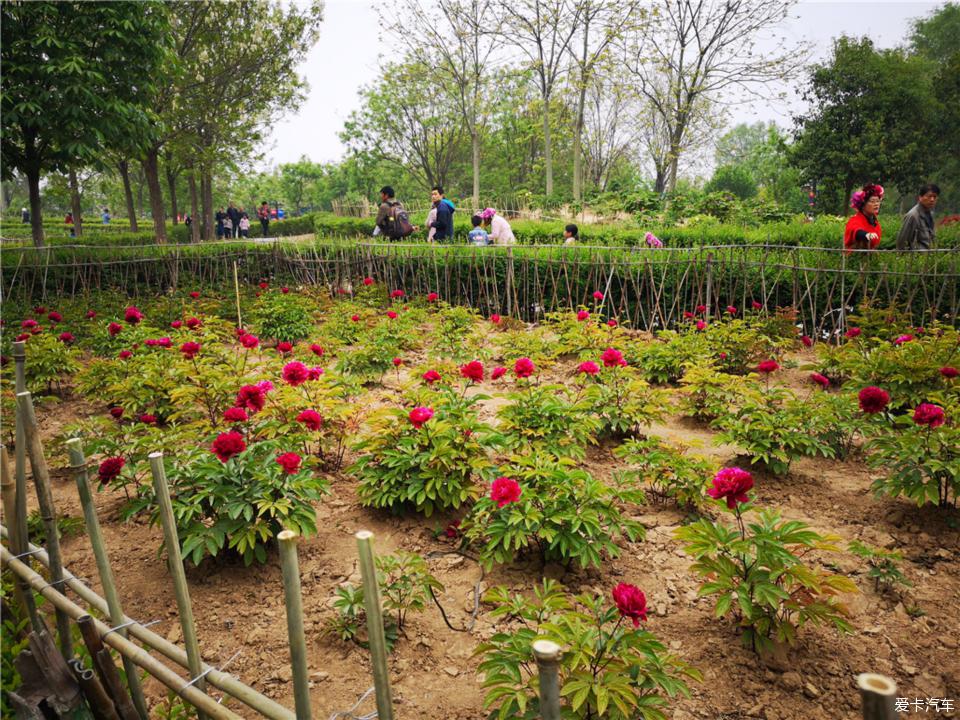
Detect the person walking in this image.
<box><xmin>184</xmin><ymin>214</ymin><xmax>193</xmax><ymax>238</ymax></box>
<box><xmin>215</xmin><ymin>207</ymin><xmax>226</xmax><ymax>239</ymax></box>
<box><xmin>258</xmin><ymin>201</ymin><xmax>271</xmax><ymax>237</ymax></box>
<box><xmin>896</xmin><ymin>183</ymin><xmax>939</xmax><ymax>251</ymax></box>
<box><xmin>101</xmin><ymin>207</ymin><xmax>111</xmax><ymax>224</ymax></box>
<box><xmin>20</xmin><ymin>207</ymin><xmax>29</xmax><ymax>223</ymax></box>
<box><xmin>227</xmin><ymin>202</ymin><xmax>241</xmax><ymax>239</ymax></box>
<box><xmin>374</xmin><ymin>186</ymin><xmax>415</xmax><ymax>239</ymax></box>
<box><xmin>428</xmin><ymin>185</ymin><xmax>455</xmax><ymax>242</ymax></box>
<box><xmin>843</xmin><ymin>184</ymin><xmax>883</xmax><ymax>252</ymax></box>
<box><xmin>479</xmin><ymin>207</ymin><xmax>516</xmax><ymax>245</ymax></box>
<box><xmin>239</xmin><ymin>212</ymin><xmax>250</xmax><ymax>238</ymax></box>
<box><xmin>65</xmin><ymin>212</ymin><xmax>75</xmax><ymax>238</ymax></box>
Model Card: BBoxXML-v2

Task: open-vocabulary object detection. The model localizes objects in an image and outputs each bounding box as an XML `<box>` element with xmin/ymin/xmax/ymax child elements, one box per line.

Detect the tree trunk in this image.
<box><xmin>166</xmin><ymin>167</ymin><xmax>179</xmax><ymax>224</ymax></box>
<box><xmin>187</xmin><ymin>171</ymin><xmax>200</xmax><ymax>242</ymax></box>
<box><xmin>25</xmin><ymin>164</ymin><xmax>44</xmax><ymax>248</ymax></box>
<box><xmin>543</xmin><ymin>100</ymin><xmax>554</xmax><ymax>197</ymax></box>
<box><xmin>201</xmin><ymin>169</ymin><xmax>214</xmax><ymax>241</ymax></box>
<box><xmin>118</xmin><ymin>160</ymin><xmax>138</xmax><ymax>231</ymax></box>
<box><xmin>573</xmin><ymin>90</ymin><xmax>586</xmax><ymax>202</ymax></box>
<box><xmin>471</xmin><ymin>130</ymin><xmax>480</xmax><ymax>209</ymax></box>
<box><xmin>142</xmin><ymin>147</ymin><xmax>167</xmax><ymax>243</ymax></box>
<box><xmin>68</xmin><ymin>169</ymin><xmax>83</xmax><ymax>238</ymax></box>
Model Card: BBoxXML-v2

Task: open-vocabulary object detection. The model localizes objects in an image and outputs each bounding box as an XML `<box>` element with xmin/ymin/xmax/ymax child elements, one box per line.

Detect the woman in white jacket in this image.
<box><xmin>479</xmin><ymin>207</ymin><xmax>516</xmax><ymax>245</ymax></box>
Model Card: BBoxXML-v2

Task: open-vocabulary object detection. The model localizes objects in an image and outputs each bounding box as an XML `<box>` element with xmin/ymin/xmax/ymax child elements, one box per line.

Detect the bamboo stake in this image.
<box><xmin>354</xmin><ymin>530</ymin><xmax>394</xmax><ymax>720</ymax></box>
<box><xmin>1</xmin><ymin>546</ymin><xmax>243</xmax><ymax>720</ymax></box>
<box><xmin>12</xmin><ymin>342</ymin><xmax>29</xmax><ymax>567</ymax></box>
<box><xmin>277</xmin><ymin>530</ymin><xmax>312</xmax><ymax>720</ymax></box>
<box><xmin>857</xmin><ymin>673</ymin><xmax>898</xmax><ymax>720</ymax></box>
<box><xmin>148</xmin><ymin>451</ymin><xmax>208</xmax><ymax>720</ymax></box>
<box><xmin>77</xmin><ymin>615</ymin><xmax>139</xmax><ymax>720</ymax></box>
<box><xmin>70</xmin><ymin>658</ymin><xmax>122</xmax><ymax>720</ymax></box>
<box><xmin>0</xmin><ymin>525</ymin><xmax>295</xmax><ymax>720</ymax></box>
<box><xmin>15</xmin><ymin>390</ymin><xmax>73</xmax><ymax>659</ymax></box>
<box><xmin>532</xmin><ymin>639</ymin><xmax>562</xmax><ymax>720</ymax></box>
<box><xmin>0</xmin><ymin>444</ymin><xmax>42</xmax><ymax>631</ymax></box>
<box><xmin>67</xmin><ymin>439</ymin><xmax>149</xmax><ymax>720</ymax></box>
<box><xmin>233</xmin><ymin>261</ymin><xmax>243</xmax><ymax>330</ymax></box>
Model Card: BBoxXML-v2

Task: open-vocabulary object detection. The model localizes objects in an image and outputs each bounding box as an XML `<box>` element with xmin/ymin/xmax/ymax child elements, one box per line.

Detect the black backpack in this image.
<box><xmin>386</xmin><ymin>201</ymin><xmax>414</xmax><ymax>239</ymax></box>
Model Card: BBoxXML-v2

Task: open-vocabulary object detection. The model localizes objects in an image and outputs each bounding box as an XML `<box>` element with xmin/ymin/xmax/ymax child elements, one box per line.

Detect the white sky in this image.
<box><xmin>264</xmin><ymin>0</ymin><xmax>941</xmax><ymax>168</ymax></box>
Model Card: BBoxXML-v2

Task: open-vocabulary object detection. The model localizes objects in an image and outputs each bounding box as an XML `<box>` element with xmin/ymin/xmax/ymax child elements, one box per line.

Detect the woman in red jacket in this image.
<box><xmin>844</xmin><ymin>183</ymin><xmax>884</xmax><ymax>251</ymax></box>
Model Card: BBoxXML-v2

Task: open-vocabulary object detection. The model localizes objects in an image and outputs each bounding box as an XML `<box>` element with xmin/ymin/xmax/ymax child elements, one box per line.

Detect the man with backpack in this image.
<box><xmin>374</xmin><ymin>185</ymin><xmax>415</xmax><ymax>240</ymax></box>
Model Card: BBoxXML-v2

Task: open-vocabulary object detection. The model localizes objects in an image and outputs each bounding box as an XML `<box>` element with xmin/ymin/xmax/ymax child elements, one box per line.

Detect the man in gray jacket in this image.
<box><xmin>896</xmin><ymin>183</ymin><xmax>940</xmax><ymax>251</ymax></box>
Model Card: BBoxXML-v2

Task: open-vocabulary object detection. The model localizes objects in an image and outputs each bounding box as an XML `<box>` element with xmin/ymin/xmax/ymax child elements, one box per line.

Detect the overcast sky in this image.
<box><xmin>264</xmin><ymin>0</ymin><xmax>941</xmax><ymax>168</ymax></box>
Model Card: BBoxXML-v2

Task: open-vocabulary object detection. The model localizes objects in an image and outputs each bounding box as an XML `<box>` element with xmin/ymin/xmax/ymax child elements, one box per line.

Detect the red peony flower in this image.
<box><xmin>941</xmin><ymin>366</ymin><xmax>958</xmax><ymax>379</ymax></box>
<box><xmin>683</xmin><ymin>311</ymin><xmax>695</xmax><ymax>320</ymax></box>
<box><xmin>185</xmin><ymin>317</ymin><xmax>201</xmax><ymax>330</ymax></box>
<box><xmin>124</xmin><ymin>306</ymin><xmax>144</xmax><ymax>324</ymax></box>
<box><xmin>612</xmin><ymin>583</ymin><xmax>648</xmax><ymax>626</ymax></box>
<box><xmin>240</xmin><ymin>333</ymin><xmax>259</xmax><ymax>349</ymax></box>
<box><xmin>601</xmin><ymin>347</ymin><xmax>626</xmax><ymax>368</ymax></box>
<box><xmin>363</xmin><ymin>276</ymin><xmax>374</xmax><ymax>286</ymax></box>
<box><xmin>757</xmin><ymin>359</ymin><xmax>779</xmax><ymax>373</ymax></box>
<box><xmin>695</xmin><ymin>320</ymin><xmax>707</xmax><ymax>331</ymax></box>
<box><xmin>858</xmin><ymin>386</ymin><xmax>889</xmax><ymax>414</ymax></box>
<box><xmin>444</xmin><ymin>520</ymin><xmax>460</xmax><ymax>539</ymax></box>
<box><xmin>427</xmin><ymin>292</ymin><xmax>439</xmax><ymax>302</ymax></box>
<box><xmin>801</xmin><ymin>335</ymin><xmax>813</xmax><ymax>348</ymax></box>
<box><xmin>913</xmin><ymin>403</ymin><xmax>945</xmax><ymax>428</ymax></box>
<box><xmin>578</xmin><ymin>361</ymin><xmax>600</xmax><ymax>375</ymax></box>
<box><xmin>259</xmin><ymin>281</ymin><xmax>269</xmax><ymax>290</ymax></box>
<box><xmin>276</xmin><ymin>452</ymin><xmax>302</xmax><ymax>474</ymax></box>
<box><xmin>490</xmin><ymin>313</ymin><xmax>501</xmax><ymax>324</ymax></box>
<box><xmin>47</xmin><ymin>311</ymin><xmax>62</xmax><ymax>323</ymax></box>
<box><xmin>277</xmin><ymin>341</ymin><xmax>293</xmax><ymax>354</ymax></box>
<box><xmin>235</xmin><ymin>384</ymin><xmax>266</xmax><ymax>412</ymax></box>
<box><xmin>296</xmin><ymin>409</ymin><xmax>323</xmax><ymax>431</ymax></box>
<box><xmin>15</xmin><ymin>333</ymin><xmax>30</xmax><ymax>342</ymax></box>
<box><xmin>171</xmin><ymin>320</ymin><xmax>183</xmax><ymax>329</ymax></box>
<box><xmin>157</xmin><ymin>337</ymin><xmax>172</xmax><ymax>348</ymax></box>
<box><xmin>86</xmin><ymin>310</ymin><xmax>97</xmax><ymax>319</ymax></box>
<box><xmin>491</xmin><ymin>366</ymin><xmax>507</xmax><ymax>380</ymax></box>
<box><xmin>386</xmin><ymin>310</ymin><xmax>398</xmax><ymax>319</ymax></box>
<box><xmin>809</xmin><ymin>372</ymin><xmax>830</xmax><ymax>388</ymax></box>
<box><xmin>281</xmin><ymin>287</ymin><xmax>290</xmax><ymax>294</ymax></box>
<box><xmin>707</xmin><ymin>467</ymin><xmax>754</xmax><ymax>509</ymax></box>
<box><xmin>893</xmin><ymin>334</ymin><xmax>913</xmax><ymax>346</ymax></box>
<box><xmin>513</xmin><ymin>357</ymin><xmax>536</xmax><ymax>378</ymax></box>
<box><xmin>118</xmin><ymin>350</ymin><xmax>132</xmax><ymax>360</ymax></box>
<box><xmin>719</xmin><ymin>352</ymin><xmax>728</xmax><ymax>360</ymax></box>
<box><xmin>490</xmin><ymin>477</ymin><xmax>521</xmax><ymax>508</ymax></box>
<box><xmin>391</xmin><ymin>289</ymin><xmax>405</xmax><ymax>299</ymax></box>
<box><xmin>211</xmin><ymin>431</ymin><xmax>246</xmax><ymax>462</ymax></box>
<box><xmin>283</xmin><ymin>361</ymin><xmax>310</xmax><ymax>386</ymax></box>
<box><xmin>696</xmin><ymin>304</ymin><xmax>707</xmax><ymax>314</ymax></box>
<box><xmin>140</xmin><ymin>414</ymin><xmax>157</xmax><ymax>424</ymax></box>
<box><xmin>577</xmin><ymin>310</ymin><xmax>590</xmax><ymax>322</ymax></box>
<box><xmin>310</xmin><ymin>344</ymin><xmax>324</xmax><ymax>357</ymax></box>
<box><xmin>726</xmin><ymin>306</ymin><xmax>737</xmax><ymax>315</ymax></box>
<box><xmin>33</xmin><ymin>306</ymin><xmax>46</xmax><ymax>315</ymax></box>
<box><xmin>109</xmin><ymin>407</ymin><xmax>124</xmax><ymax>419</ymax></box>
<box><xmin>180</xmin><ymin>341</ymin><xmax>201</xmax><ymax>359</ymax></box>
<box><xmin>189</xmin><ymin>291</ymin><xmax>200</xmax><ymax>299</ymax></box>
<box><xmin>844</xmin><ymin>327</ymin><xmax>862</xmax><ymax>339</ymax></box>
<box><xmin>58</xmin><ymin>332</ymin><xmax>74</xmax><ymax>344</ymax></box>
<box><xmin>423</xmin><ymin>370</ymin><xmax>442</xmax><ymax>384</ymax></box>
<box><xmin>97</xmin><ymin>457</ymin><xmax>126</xmax><ymax>485</ymax></box>
<box><xmin>307</xmin><ymin>366</ymin><xmax>324</xmax><ymax>380</ymax></box>
<box><xmin>21</xmin><ymin>319</ymin><xmax>38</xmax><ymax>330</ymax></box>
<box><xmin>751</xmin><ymin>301</ymin><xmax>762</xmax><ymax>310</ymax></box>
<box><xmin>144</xmin><ymin>338</ymin><xmax>158</xmax><ymax>347</ymax></box>
<box><xmin>607</xmin><ymin>319</ymin><xmax>618</xmax><ymax>327</ymax></box>
<box><xmin>593</xmin><ymin>291</ymin><xmax>604</xmax><ymax>301</ymax></box>
<box><xmin>409</xmin><ymin>406</ymin><xmax>434</xmax><ymax>428</ymax></box>
<box><xmin>351</xmin><ymin>314</ymin><xmax>360</xmax><ymax>322</ymax></box>
<box><xmin>460</xmin><ymin>360</ymin><xmax>484</xmax><ymax>383</ymax></box>
<box><xmin>223</xmin><ymin>407</ymin><xmax>248</xmax><ymax>423</ymax></box>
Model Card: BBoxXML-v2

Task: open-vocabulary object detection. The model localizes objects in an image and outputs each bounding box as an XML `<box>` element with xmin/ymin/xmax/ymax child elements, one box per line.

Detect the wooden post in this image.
<box><xmin>354</xmin><ymin>530</ymin><xmax>394</xmax><ymax>720</ymax></box>
<box><xmin>12</xmin><ymin>342</ymin><xmax>29</xmax><ymax>566</ymax></box>
<box><xmin>148</xmin><ymin>452</ymin><xmax>207</xmax><ymax>720</ymax></box>
<box><xmin>277</xmin><ymin>530</ymin><xmax>312</xmax><ymax>720</ymax></box>
<box><xmin>0</xmin><ymin>444</ymin><xmax>42</xmax><ymax>631</ymax></box>
<box><xmin>70</xmin><ymin>658</ymin><xmax>122</xmax><ymax>720</ymax></box>
<box><xmin>857</xmin><ymin>673</ymin><xmax>899</xmax><ymax>720</ymax></box>
<box><xmin>77</xmin><ymin>615</ymin><xmax>139</xmax><ymax>720</ymax></box>
<box><xmin>233</xmin><ymin>260</ymin><xmax>242</xmax><ymax>330</ymax></box>
<box><xmin>506</xmin><ymin>246</ymin><xmax>514</xmax><ymax>318</ymax></box>
<box><xmin>532</xmin><ymin>639</ymin><xmax>562</xmax><ymax>720</ymax></box>
<box><xmin>15</xmin><ymin>390</ymin><xmax>73</xmax><ymax>659</ymax></box>
<box><xmin>68</xmin><ymin>439</ymin><xmax>149</xmax><ymax>720</ymax></box>
<box><xmin>704</xmin><ymin>252</ymin><xmax>714</xmax><ymax>323</ymax></box>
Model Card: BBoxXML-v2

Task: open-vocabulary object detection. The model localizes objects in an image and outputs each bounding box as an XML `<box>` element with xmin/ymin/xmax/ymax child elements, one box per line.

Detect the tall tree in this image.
<box><xmin>790</xmin><ymin>37</ymin><xmax>938</xmax><ymax>214</ymax></box>
<box><xmin>496</xmin><ymin>0</ymin><xmax>582</xmax><ymax>197</ymax></box>
<box><xmin>623</xmin><ymin>0</ymin><xmax>802</xmax><ymax>194</ymax></box>
<box><xmin>1</xmin><ymin>1</ymin><xmax>170</xmax><ymax>246</ymax></box>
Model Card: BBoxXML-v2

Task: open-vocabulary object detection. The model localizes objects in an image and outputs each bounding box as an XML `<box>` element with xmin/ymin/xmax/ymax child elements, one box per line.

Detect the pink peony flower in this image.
<box><xmin>296</xmin><ymin>409</ymin><xmax>323</xmax><ymax>431</ymax></box>
<box><xmin>577</xmin><ymin>310</ymin><xmax>590</xmax><ymax>322</ymax></box>
<box><xmin>427</xmin><ymin>292</ymin><xmax>439</xmax><ymax>302</ymax></box>
<box><xmin>277</xmin><ymin>341</ymin><xmax>293</xmax><ymax>354</ymax></box>
<box><xmin>281</xmin><ymin>287</ymin><xmax>290</xmax><ymax>294</ymax></box>
<box><xmin>276</xmin><ymin>452</ymin><xmax>302</xmax><ymax>474</ymax></box>
<box><xmin>86</xmin><ymin>310</ymin><xmax>97</xmax><ymax>319</ymax></box>
<box><xmin>592</xmin><ymin>291</ymin><xmax>604</xmax><ymax>301</ymax></box>
<box><xmin>941</xmin><ymin>366</ymin><xmax>958</xmax><ymax>379</ymax></box>
<box><xmin>490</xmin><ymin>314</ymin><xmax>501</xmax><ymax>324</ymax></box>
<box><xmin>707</xmin><ymin>467</ymin><xmax>754</xmax><ymax>509</ymax></box>
<box><xmin>845</xmin><ymin>327</ymin><xmax>862</xmax><ymax>339</ymax></box>
<box><xmin>140</xmin><ymin>414</ymin><xmax>157</xmax><ymax>425</ymax></box>
<box><xmin>893</xmin><ymin>334</ymin><xmax>913</xmax><ymax>346</ymax></box>
<box><xmin>683</xmin><ymin>311</ymin><xmax>695</xmax><ymax>320</ymax></box>
<box><xmin>21</xmin><ymin>319</ymin><xmax>38</xmax><ymax>330</ymax></box>
<box><xmin>58</xmin><ymin>332</ymin><xmax>74</xmax><ymax>344</ymax></box>
<box><xmin>307</xmin><ymin>366</ymin><xmax>324</xmax><ymax>380</ymax></box>
<box><xmin>363</xmin><ymin>277</ymin><xmax>374</xmax><ymax>286</ymax></box>
<box><xmin>757</xmin><ymin>359</ymin><xmax>779</xmax><ymax>373</ymax></box>
<box><xmin>423</xmin><ymin>370</ymin><xmax>442</xmax><ymax>384</ymax></box>
<box><xmin>391</xmin><ymin>289</ymin><xmax>405</xmax><ymax>299</ymax></box>
<box><xmin>607</xmin><ymin>319</ymin><xmax>618</xmax><ymax>327</ymax></box>
<box><xmin>409</xmin><ymin>406</ymin><xmax>434</xmax><ymax>428</ymax></box>
<box><xmin>858</xmin><ymin>386</ymin><xmax>889</xmax><ymax>414</ymax></box>
<box><xmin>109</xmin><ymin>407</ymin><xmax>124</xmax><ymax>419</ymax></box>
<box><xmin>612</xmin><ymin>583</ymin><xmax>648</xmax><ymax>626</ymax></box>
<box><xmin>490</xmin><ymin>477</ymin><xmax>521</xmax><ymax>508</ymax></box>
<box><xmin>578</xmin><ymin>361</ymin><xmax>600</xmax><ymax>375</ymax></box>
<box><xmin>310</xmin><ymin>344</ymin><xmax>324</xmax><ymax>357</ymax></box>
<box><xmin>696</xmin><ymin>304</ymin><xmax>706</xmax><ymax>314</ymax></box>
<box><xmin>124</xmin><ymin>306</ymin><xmax>144</xmax><ymax>324</ymax></box>
<box><xmin>211</xmin><ymin>431</ymin><xmax>245</xmax><ymax>462</ymax></box>
<box><xmin>386</xmin><ymin>310</ymin><xmax>398</xmax><ymax>320</ymax></box>
<box><xmin>392</xmin><ymin>357</ymin><xmax>403</xmax><ymax>367</ymax></box>
<box><xmin>180</xmin><ymin>341</ymin><xmax>201</xmax><ymax>359</ymax></box>
<box><xmin>491</xmin><ymin>366</ymin><xmax>507</xmax><ymax>380</ymax></box>
<box><xmin>157</xmin><ymin>337</ymin><xmax>172</xmax><ymax>348</ymax></box>
<box><xmin>283</xmin><ymin>361</ymin><xmax>310</xmax><ymax>386</ymax></box>
<box><xmin>189</xmin><ymin>291</ymin><xmax>200</xmax><ymax>299</ymax></box>
<box><xmin>170</xmin><ymin>320</ymin><xmax>183</xmax><ymax>329</ymax></box>
<box><xmin>351</xmin><ymin>314</ymin><xmax>360</xmax><ymax>322</ymax></box>
<box><xmin>240</xmin><ymin>333</ymin><xmax>259</xmax><ymax>349</ymax></box>
<box><xmin>235</xmin><ymin>385</ymin><xmax>266</xmax><ymax>413</ymax></box>
<box><xmin>460</xmin><ymin>360</ymin><xmax>484</xmax><ymax>383</ymax></box>
<box><xmin>751</xmin><ymin>301</ymin><xmax>762</xmax><ymax>310</ymax></box>
<box><xmin>809</xmin><ymin>372</ymin><xmax>830</xmax><ymax>388</ymax></box>
<box><xmin>726</xmin><ymin>306</ymin><xmax>737</xmax><ymax>315</ymax></box>
<box><xmin>801</xmin><ymin>335</ymin><xmax>813</xmax><ymax>348</ymax></box>
<box><xmin>185</xmin><ymin>317</ymin><xmax>201</xmax><ymax>330</ymax></box>
<box><xmin>118</xmin><ymin>350</ymin><xmax>132</xmax><ymax>360</ymax></box>
<box><xmin>47</xmin><ymin>311</ymin><xmax>62</xmax><ymax>323</ymax></box>
<box><xmin>223</xmin><ymin>407</ymin><xmax>248</xmax><ymax>423</ymax></box>
<box><xmin>913</xmin><ymin>403</ymin><xmax>945</xmax><ymax>428</ymax></box>
<box><xmin>513</xmin><ymin>357</ymin><xmax>536</xmax><ymax>378</ymax></box>
<box><xmin>259</xmin><ymin>281</ymin><xmax>269</xmax><ymax>289</ymax></box>
<box><xmin>695</xmin><ymin>320</ymin><xmax>707</xmax><ymax>331</ymax></box>
<box><xmin>601</xmin><ymin>347</ymin><xmax>627</xmax><ymax>368</ymax></box>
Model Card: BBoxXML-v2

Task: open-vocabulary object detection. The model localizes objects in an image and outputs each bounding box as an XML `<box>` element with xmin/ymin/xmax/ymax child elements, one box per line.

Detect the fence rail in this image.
<box><xmin>3</xmin><ymin>241</ymin><xmax>958</xmax><ymax>336</ymax></box>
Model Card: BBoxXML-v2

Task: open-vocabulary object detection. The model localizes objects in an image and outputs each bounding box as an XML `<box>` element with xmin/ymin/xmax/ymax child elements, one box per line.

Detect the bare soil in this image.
<box><xmin>16</xmin><ymin>359</ymin><xmax>960</xmax><ymax>720</ymax></box>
